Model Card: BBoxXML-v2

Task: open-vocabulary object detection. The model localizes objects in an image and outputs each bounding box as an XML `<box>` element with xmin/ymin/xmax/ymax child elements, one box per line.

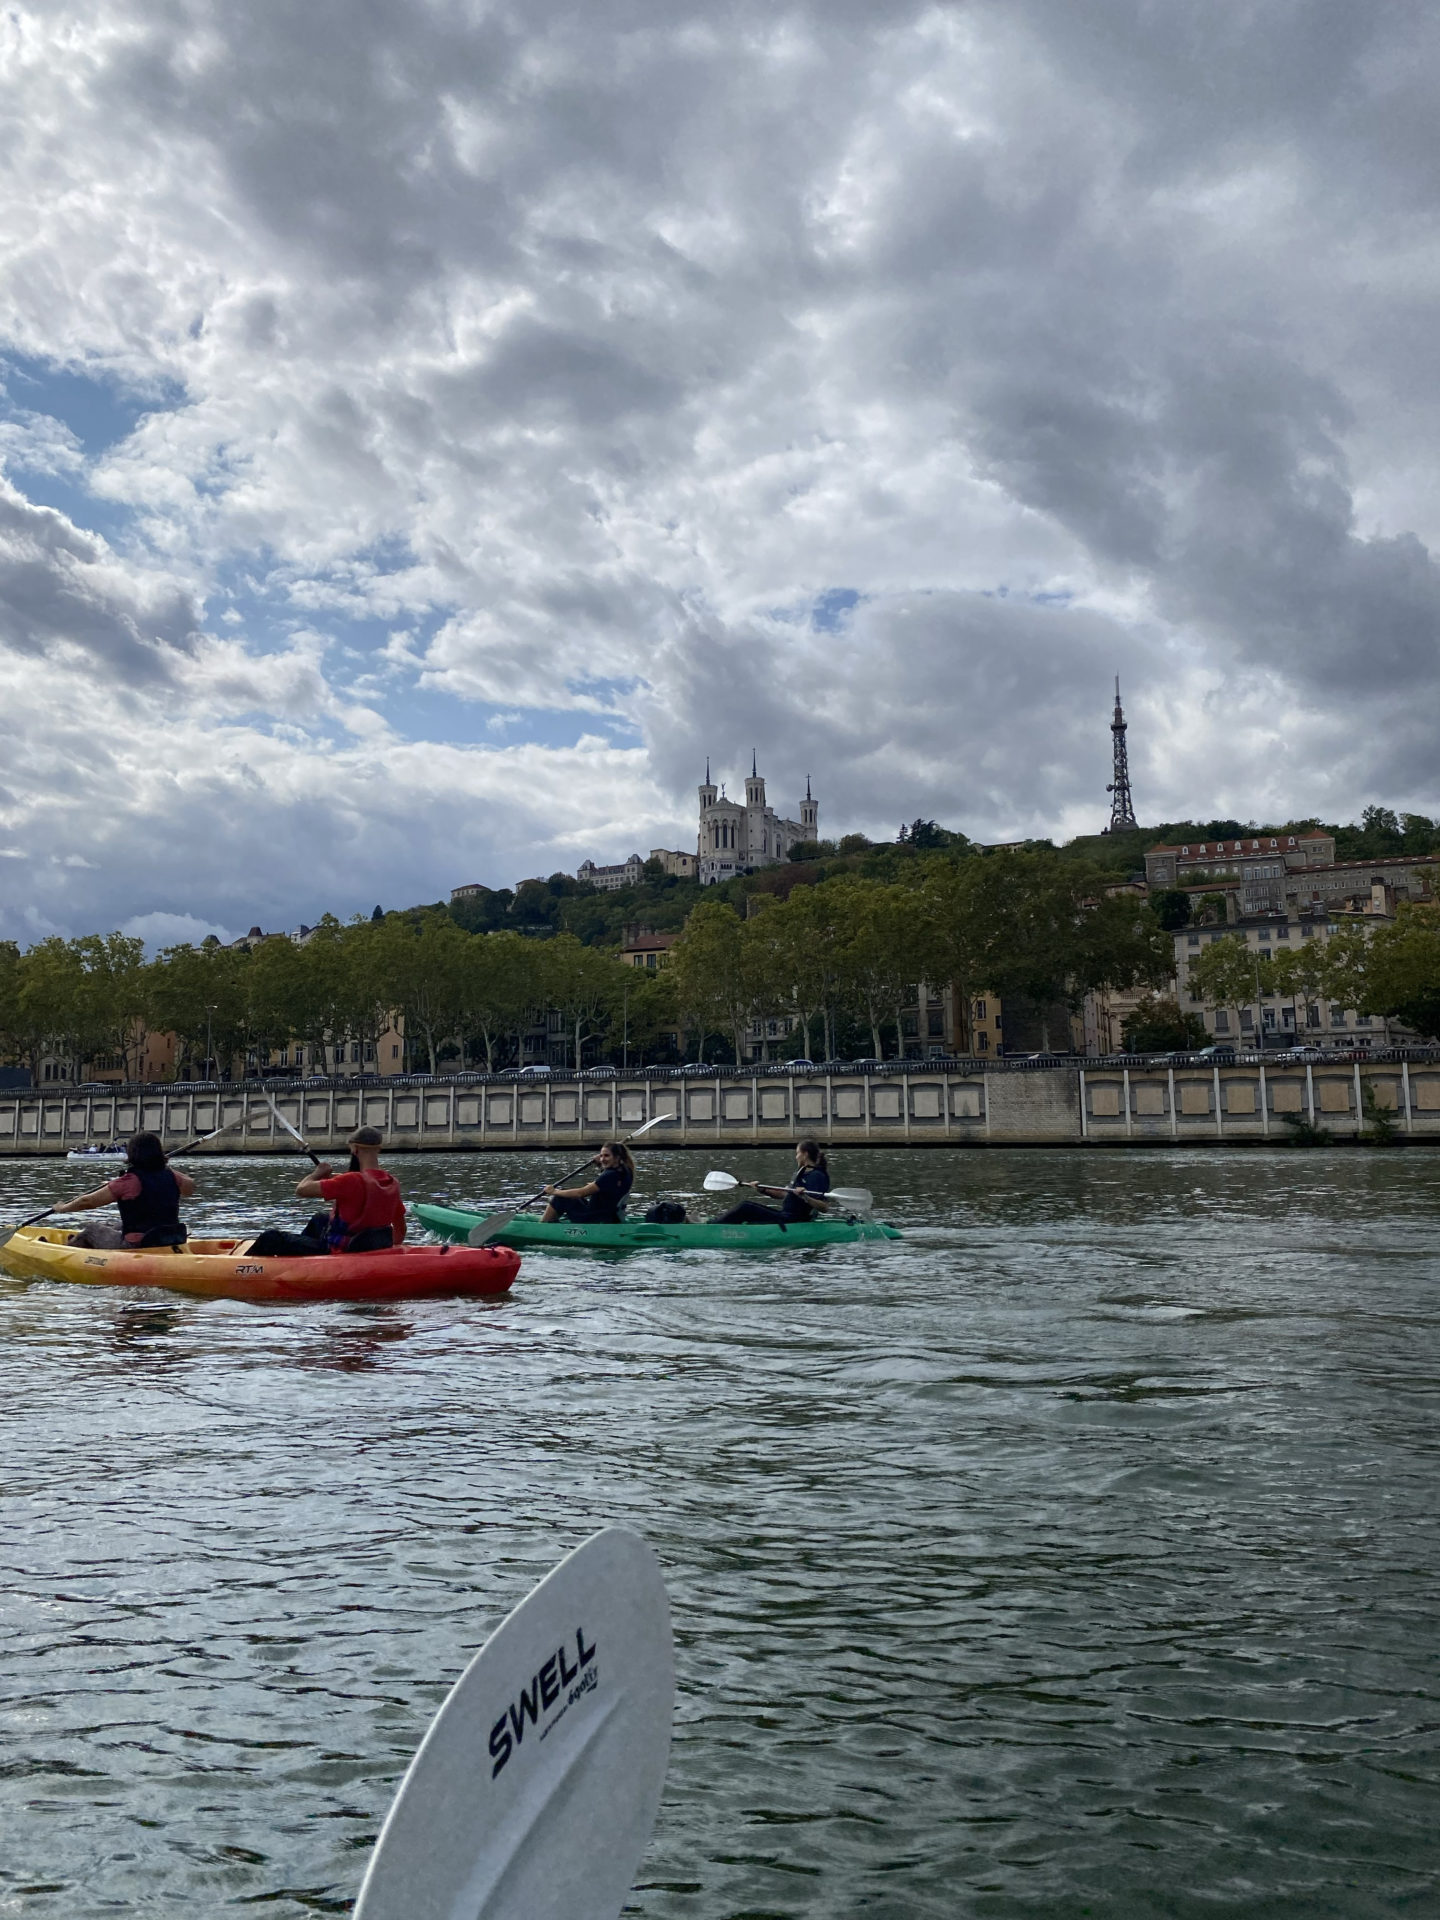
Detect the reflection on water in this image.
<box><xmin>0</xmin><ymin>1146</ymin><xmax>1437</xmax><ymax>1917</ymax></box>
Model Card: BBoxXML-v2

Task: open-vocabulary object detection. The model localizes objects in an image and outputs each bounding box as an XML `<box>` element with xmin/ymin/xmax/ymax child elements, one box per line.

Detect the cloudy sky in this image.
<box><xmin>2</xmin><ymin>0</ymin><xmax>1438</xmax><ymax>944</ymax></box>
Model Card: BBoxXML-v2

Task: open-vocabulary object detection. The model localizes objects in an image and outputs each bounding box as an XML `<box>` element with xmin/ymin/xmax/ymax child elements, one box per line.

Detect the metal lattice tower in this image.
<box><xmin>1105</xmin><ymin>676</ymin><xmax>1137</xmax><ymax>832</ymax></box>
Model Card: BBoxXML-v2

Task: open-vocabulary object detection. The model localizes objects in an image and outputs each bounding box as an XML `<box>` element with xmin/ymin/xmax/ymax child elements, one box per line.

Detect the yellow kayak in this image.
<box><xmin>0</xmin><ymin>1226</ymin><xmax>520</xmax><ymax>1304</ymax></box>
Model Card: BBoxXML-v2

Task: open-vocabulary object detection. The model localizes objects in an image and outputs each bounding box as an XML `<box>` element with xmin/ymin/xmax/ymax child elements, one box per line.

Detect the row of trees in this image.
<box><xmin>9</xmin><ymin>867</ymin><xmax>1440</xmax><ymax>1083</ymax></box>
<box><xmin>0</xmin><ymin>852</ymin><xmax>1174</xmax><ymax>1078</ymax></box>
<box><xmin>0</xmin><ymin>918</ymin><xmax>654</xmax><ymax>1080</ymax></box>
<box><xmin>668</xmin><ymin>852</ymin><xmax>1173</xmax><ymax>1060</ymax></box>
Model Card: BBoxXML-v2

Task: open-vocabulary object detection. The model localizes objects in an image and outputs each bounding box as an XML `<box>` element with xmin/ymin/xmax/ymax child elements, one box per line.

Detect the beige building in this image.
<box><xmin>698</xmin><ymin>758</ymin><xmax>818</xmax><ymax>885</ymax></box>
<box><xmin>1145</xmin><ymin>831</ymin><xmax>1439</xmax><ymax>921</ymax></box>
<box><xmin>577</xmin><ymin>854</ymin><xmax>645</xmax><ymax>892</ymax></box>
<box><xmin>648</xmin><ymin>847</ymin><xmax>696</xmax><ymax>878</ymax></box>
<box><xmin>1175</xmin><ymin>916</ymin><xmax>1409</xmax><ymax>1050</ymax></box>
<box><xmin>619</xmin><ymin>929</ymin><xmax>677</xmax><ymax>971</ymax></box>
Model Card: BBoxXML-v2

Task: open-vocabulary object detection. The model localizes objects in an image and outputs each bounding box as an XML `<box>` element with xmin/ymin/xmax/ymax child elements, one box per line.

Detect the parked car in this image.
<box><xmin>581</xmin><ymin>1065</ymin><xmax>618</xmax><ymax>1078</ymax></box>
<box><xmin>518</xmin><ymin>1064</ymin><xmax>553</xmax><ymax>1077</ymax></box>
<box><xmin>849</xmin><ymin>1057</ymin><xmax>886</xmax><ymax>1070</ymax></box>
<box><xmin>675</xmin><ymin>1062</ymin><xmax>716</xmax><ymax>1075</ymax></box>
<box><xmin>1194</xmin><ymin>1044</ymin><xmax>1236</xmax><ymax>1059</ymax></box>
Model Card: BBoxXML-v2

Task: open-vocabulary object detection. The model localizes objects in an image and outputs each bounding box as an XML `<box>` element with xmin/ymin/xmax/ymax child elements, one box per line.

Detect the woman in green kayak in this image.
<box><xmin>715</xmin><ymin>1139</ymin><xmax>831</xmax><ymax>1225</ymax></box>
<box><xmin>541</xmin><ymin>1142</ymin><xmax>635</xmax><ymax>1224</ymax></box>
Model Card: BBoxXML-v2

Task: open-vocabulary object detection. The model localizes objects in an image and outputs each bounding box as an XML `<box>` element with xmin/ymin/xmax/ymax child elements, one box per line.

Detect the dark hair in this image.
<box><xmin>796</xmin><ymin>1138</ymin><xmax>828</xmax><ymax>1173</ymax></box>
<box><xmin>347</xmin><ymin>1128</ymin><xmax>384</xmax><ymax>1148</ymax></box>
<box><xmin>126</xmin><ymin>1131</ymin><xmax>167</xmax><ymax>1173</ymax></box>
<box><xmin>600</xmin><ymin>1142</ymin><xmax>635</xmax><ymax>1175</ymax></box>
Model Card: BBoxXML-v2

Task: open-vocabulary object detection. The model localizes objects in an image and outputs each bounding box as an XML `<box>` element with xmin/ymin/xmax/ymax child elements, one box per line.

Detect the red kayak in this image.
<box><xmin>0</xmin><ymin>1229</ymin><xmax>521</xmax><ymax>1305</ymax></box>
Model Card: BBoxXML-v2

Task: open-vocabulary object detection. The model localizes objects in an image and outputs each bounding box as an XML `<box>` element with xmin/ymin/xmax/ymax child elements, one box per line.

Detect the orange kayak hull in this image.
<box><xmin>0</xmin><ymin>1229</ymin><xmax>521</xmax><ymax>1304</ymax></box>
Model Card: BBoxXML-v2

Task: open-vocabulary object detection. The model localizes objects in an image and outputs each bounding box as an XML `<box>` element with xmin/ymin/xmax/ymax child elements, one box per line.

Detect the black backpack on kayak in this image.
<box><xmin>644</xmin><ymin>1201</ymin><xmax>687</xmax><ymax>1224</ymax></box>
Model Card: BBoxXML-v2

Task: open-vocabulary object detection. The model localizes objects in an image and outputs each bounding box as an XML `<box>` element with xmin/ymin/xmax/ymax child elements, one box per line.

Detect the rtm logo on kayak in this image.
<box><xmin>488</xmin><ymin>1627</ymin><xmax>597</xmax><ymax>1778</ymax></box>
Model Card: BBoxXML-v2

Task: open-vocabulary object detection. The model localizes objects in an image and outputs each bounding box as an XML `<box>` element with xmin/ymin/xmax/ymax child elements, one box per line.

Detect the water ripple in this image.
<box><xmin>0</xmin><ymin>1147</ymin><xmax>1436</xmax><ymax>1914</ymax></box>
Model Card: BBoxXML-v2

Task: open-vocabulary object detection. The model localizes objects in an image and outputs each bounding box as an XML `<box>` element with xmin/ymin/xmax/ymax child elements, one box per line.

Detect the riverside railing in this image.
<box><xmin>5</xmin><ymin>1051</ymin><xmax>1440</xmax><ymax>1153</ymax></box>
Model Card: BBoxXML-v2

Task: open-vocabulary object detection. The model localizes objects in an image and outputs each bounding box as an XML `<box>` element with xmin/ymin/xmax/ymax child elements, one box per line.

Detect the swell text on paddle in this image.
<box><xmin>488</xmin><ymin>1627</ymin><xmax>597</xmax><ymax>1778</ymax></box>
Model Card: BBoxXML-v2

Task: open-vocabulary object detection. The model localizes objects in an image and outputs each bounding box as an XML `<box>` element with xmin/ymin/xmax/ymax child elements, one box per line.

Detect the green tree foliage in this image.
<box><xmin>1122</xmin><ymin>996</ymin><xmax>1207</xmax><ymax>1053</ymax></box>
<box><xmin>1345</xmin><ymin>903</ymin><xmax>1440</xmax><ymax>1039</ymax></box>
<box><xmin>455</xmin><ymin>930</ymin><xmax>543</xmax><ymax>1071</ymax></box>
<box><xmin>543</xmin><ymin>935</ymin><xmax>627</xmax><ymax>1068</ymax></box>
<box><xmin>1189</xmin><ymin>934</ymin><xmax>1268</xmax><ymax>1040</ymax></box>
<box><xmin>145</xmin><ymin>942</ymin><xmax>251</xmax><ymax>1075</ymax></box>
<box><xmin>668</xmin><ymin>900</ymin><xmax>753</xmax><ymax>1063</ymax></box>
<box><xmin>1149</xmin><ymin>888</ymin><xmax>1192</xmax><ymax>930</ymax></box>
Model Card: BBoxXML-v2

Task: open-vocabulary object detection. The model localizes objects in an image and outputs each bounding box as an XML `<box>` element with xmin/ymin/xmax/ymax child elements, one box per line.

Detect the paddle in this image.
<box><xmin>466</xmin><ymin>1113</ymin><xmax>676</xmax><ymax>1246</ymax></box>
<box><xmin>263</xmin><ymin>1089</ymin><xmax>323</xmax><ymax>1166</ymax></box>
<box><xmin>352</xmin><ymin>1525</ymin><xmax>673</xmax><ymax>1920</ymax></box>
<box><xmin>0</xmin><ymin>1116</ymin><xmax>244</xmax><ymax>1252</ymax></box>
<box><xmin>702</xmin><ymin>1169</ymin><xmax>874</xmax><ymax>1213</ymax></box>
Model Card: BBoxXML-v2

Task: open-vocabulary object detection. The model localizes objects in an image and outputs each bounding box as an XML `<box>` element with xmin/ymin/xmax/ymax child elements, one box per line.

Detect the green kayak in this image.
<box><xmin>414</xmin><ymin>1202</ymin><xmax>902</xmax><ymax>1252</ymax></box>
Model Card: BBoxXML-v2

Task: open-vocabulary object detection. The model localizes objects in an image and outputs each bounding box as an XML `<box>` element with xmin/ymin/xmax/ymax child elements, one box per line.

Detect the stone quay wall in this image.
<box><xmin>3</xmin><ymin>1059</ymin><xmax>1440</xmax><ymax>1155</ymax></box>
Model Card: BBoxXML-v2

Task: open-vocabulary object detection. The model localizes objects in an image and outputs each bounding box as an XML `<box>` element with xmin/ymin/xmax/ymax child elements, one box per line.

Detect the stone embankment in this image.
<box><xmin>3</xmin><ymin>1057</ymin><xmax>1439</xmax><ymax>1154</ymax></box>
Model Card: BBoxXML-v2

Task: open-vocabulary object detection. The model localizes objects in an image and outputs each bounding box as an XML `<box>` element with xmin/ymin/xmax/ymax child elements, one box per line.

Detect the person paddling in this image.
<box><xmin>246</xmin><ymin>1126</ymin><xmax>406</xmax><ymax>1258</ymax></box>
<box><xmin>53</xmin><ymin>1131</ymin><xmax>194</xmax><ymax>1249</ymax></box>
<box><xmin>541</xmin><ymin>1142</ymin><xmax>634</xmax><ymax>1224</ymax></box>
<box><xmin>296</xmin><ymin>1126</ymin><xmax>406</xmax><ymax>1253</ymax></box>
<box><xmin>714</xmin><ymin>1139</ymin><xmax>830</xmax><ymax>1225</ymax></box>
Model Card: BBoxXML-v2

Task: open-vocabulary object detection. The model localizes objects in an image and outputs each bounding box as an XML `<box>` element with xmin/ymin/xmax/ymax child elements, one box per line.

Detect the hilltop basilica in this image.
<box><xmin>697</xmin><ymin>756</ymin><xmax>818</xmax><ymax>885</ymax></box>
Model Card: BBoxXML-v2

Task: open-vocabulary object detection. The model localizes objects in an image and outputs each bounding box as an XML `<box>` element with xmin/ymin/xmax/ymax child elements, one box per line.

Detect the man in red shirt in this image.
<box><xmin>295</xmin><ymin>1126</ymin><xmax>406</xmax><ymax>1253</ymax></box>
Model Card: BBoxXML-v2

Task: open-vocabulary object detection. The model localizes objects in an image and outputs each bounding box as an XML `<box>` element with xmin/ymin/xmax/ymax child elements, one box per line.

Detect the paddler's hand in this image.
<box><xmin>312</xmin><ymin>1161</ymin><xmax>335</xmax><ymax>1179</ymax></box>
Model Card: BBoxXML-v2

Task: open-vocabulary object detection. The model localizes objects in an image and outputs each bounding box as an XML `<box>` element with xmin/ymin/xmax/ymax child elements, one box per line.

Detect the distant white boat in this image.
<box><xmin>65</xmin><ymin>1146</ymin><xmax>127</xmax><ymax>1163</ymax></box>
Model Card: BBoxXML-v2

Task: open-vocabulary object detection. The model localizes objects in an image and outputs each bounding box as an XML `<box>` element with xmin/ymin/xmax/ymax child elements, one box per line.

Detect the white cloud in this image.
<box><xmin>0</xmin><ymin>0</ymin><xmax>1438</xmax><ymax>936</ymax></box>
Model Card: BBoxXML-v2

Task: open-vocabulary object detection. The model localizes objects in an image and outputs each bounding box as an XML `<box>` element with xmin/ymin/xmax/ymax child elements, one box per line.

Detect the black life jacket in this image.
<box><xmin>591</xmin><ymin>1165</ymin><xmax>633</xmax><ymax>1223</ymax></box>
<box><xmin>781</xmin><ymin>1168</ymin><xmax>829</xmax><ymax>1221</ymax></box>
<box><xmin>117</xmin><ymin>1167</ymin><xmax>187</xmax><ymax>1247</ymax></box>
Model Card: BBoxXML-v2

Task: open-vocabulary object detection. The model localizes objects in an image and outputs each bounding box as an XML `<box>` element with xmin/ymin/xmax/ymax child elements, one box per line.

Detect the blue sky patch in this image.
<box><xmin>1</xmin><ymin>352</ymin><xmax>185</xmax><ymax>457</ymax></box>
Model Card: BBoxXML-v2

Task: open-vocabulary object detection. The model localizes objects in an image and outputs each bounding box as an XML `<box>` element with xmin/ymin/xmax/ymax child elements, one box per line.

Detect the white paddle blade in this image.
<box><xmin>702</xmin><ymin>1171</ymin><xmax>738</xmax><ymax>1191</ymax></box>
<box><xmin>353</xmin><ymin>1527</ymin><xmax>673</xmax><ymax>1920</ymax></box>
<box><xmin>466</xmin><ymin>1215</ymin><xmax>515</xmax><ymax>1247</ymax></box>
<box><xmin>629</xmin><ymin>1114</ymin><xmax>676</xmax><ymax>1138</ymax></box>
<box><xmin>825</xmin><ymin>1187</ymin><xmax>873</xmax><ymax>1212</ymax></box>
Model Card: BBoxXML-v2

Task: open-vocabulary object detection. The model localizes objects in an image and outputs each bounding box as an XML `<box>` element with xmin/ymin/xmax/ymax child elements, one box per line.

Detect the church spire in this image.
<box><xmin>752</xmin><ymin>747</ymin><xmax>757</xmax><ymax>778</ymax></box>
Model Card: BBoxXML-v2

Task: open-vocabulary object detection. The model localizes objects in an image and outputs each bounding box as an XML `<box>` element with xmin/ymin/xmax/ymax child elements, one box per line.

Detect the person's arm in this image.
<box><xmin>174</xmin><ymin>1169</ymin><xmax>197</xmax><ymax>1197</ymax></box>
<box><xmin>53</xmin><ymin>1185</ymin><xmax>116</xmax><ymax>1214</ymax></box>
<box><xmin>546</xmin><ymin>1178</ymin><xmax>599</xmax><ymax>1200</ymax></box>
<box><xmin>295</xmin><ymin>1162</ymin><xmax>336</xmax><ymax>1199</ymax></box>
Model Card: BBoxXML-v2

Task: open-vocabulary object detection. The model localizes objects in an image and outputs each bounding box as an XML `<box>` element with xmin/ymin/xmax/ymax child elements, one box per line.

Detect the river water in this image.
<box><xmin>0</xmin><ymin>1146</ymin><xmax>1435</xmax><ymax>1918</ymax></box>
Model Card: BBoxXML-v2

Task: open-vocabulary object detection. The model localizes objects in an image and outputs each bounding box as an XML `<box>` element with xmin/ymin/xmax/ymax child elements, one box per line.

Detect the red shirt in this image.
<box><xmin>318</xmin><ymin>1170</ymin><xmax>406</xmax><ymax>1244</ymax></box>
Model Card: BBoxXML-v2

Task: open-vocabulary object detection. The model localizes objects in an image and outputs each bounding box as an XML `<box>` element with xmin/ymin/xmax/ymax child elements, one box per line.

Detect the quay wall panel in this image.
<box><xmin>1</xmin><ymin>1064</ymin><xmax>1437</xmax><ymax>1155</ymax></box>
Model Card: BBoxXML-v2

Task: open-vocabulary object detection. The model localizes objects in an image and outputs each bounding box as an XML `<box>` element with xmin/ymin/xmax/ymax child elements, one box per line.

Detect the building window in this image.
<box><xmin>1307</xmin><ymin>1006</ymin><xmax>1321</xmax><ymax>1027</ymax></box>
<box><xmin>901</xmin><ymin>1014</ymin><xmax>919</xmax><ymax>1038</ymax></box>
<box><xmin>392</xmin><ymin>1044</ymin><xmax>400</xmax><ymax>1059</ymax></box>
<box><xmin>1215</xmin><ymin>1011</ymin><xmax>1231</xmax><ymax>1033</ymax></box>
<box><xmin>1356</xmin><ymin>1014</ymin><xmax>1372</xmax><ymax>1026</ymax></box>
<box><xmin>1331</xmin><ymin>1009</ymin><xmax>1347</xmax><ymax>1026</ymax></box>
<box><xmin>976</xmin><ymin>1032</ymin><xmax>989</xmax><ymax>1052</ymax></box>
<box><xmin>973</xmin><ymin>999</ymin><xmax>987</xmax><ymax>1018</ymax></box>
<box><xmin>1187</xmin><ymin>934</ymin><xmax>1200</xmax><ymax>947</ymax></box>
<box><xmin>1262</xmin><ymin>1008</ymin><xmax>1276</xmax><ymax>1029</ymax></box>
<box><xmin>927</xmin><ymin>1011</ymin><xmax>945</xmax><ymax>1037</ymax></box>
<box><xmin>1240</xmin><ymin>1009</ymin><xmax>1254</xmax><ymax>1030</ymax></box>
